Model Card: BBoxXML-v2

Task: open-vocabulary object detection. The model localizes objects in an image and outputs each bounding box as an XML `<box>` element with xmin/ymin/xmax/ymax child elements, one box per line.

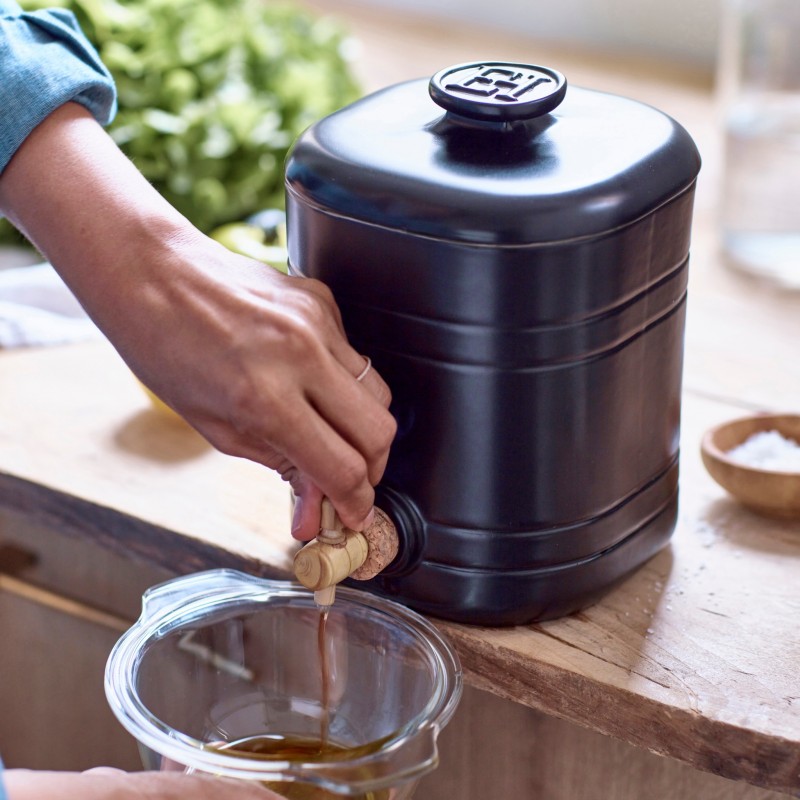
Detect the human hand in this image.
<box><xmin>107</xmin><ymin>236</ymin><xmax>396</xmax><ymax>540</ymax></box>
<box><xmin>3</xmin><ymin>767</ymin><xmax>283</xmax><ymax>800</ymax></box>
<box><xmin>0</xmin><ymin>103</ymin><xmax>397</xmax><ymax>539</ymax></box>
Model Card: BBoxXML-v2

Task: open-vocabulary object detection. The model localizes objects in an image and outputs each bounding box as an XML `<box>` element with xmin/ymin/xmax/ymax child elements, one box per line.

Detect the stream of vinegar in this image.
<box><xmin>210</xmin><ymin>604</ymin><xmax>389</xmax><ymax>799</ymax></box>
<box><xmin>317</xmin><ymin>606</ymin><xmax>330</xmax><ymax>748</ymax></box>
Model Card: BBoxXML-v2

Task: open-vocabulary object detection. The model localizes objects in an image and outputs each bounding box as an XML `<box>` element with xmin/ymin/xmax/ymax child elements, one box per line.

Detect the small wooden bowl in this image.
<box><xmin>700</xmin><ymin>414</ymin><xmax>800</xmax><ymax>518</ymax></box>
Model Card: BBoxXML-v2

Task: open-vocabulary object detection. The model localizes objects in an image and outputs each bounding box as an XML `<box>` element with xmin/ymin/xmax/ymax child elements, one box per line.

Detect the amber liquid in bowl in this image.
<box><xmin>210</xmin><ymin>610</ymin><xmax>390</xmax><ymax>800</ymax></box>
<box><xmin>212</xmin><ymin>733</ymin><xmax>390</xmax><ymax>799</ymax></box>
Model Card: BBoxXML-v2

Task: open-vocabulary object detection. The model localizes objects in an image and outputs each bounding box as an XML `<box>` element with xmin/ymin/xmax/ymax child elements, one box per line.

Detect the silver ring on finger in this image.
<box><xmin>355</xmin><ymin>355</ymin><xmax>372</xmax><ymax>382</ymax></box>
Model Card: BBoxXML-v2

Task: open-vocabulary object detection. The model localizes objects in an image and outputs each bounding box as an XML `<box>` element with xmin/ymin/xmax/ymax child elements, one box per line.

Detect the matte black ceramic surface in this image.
<box><xmin>285</xmin><ymin>61</ymin><xmax>701</xmax><ymax>625</ymax></box>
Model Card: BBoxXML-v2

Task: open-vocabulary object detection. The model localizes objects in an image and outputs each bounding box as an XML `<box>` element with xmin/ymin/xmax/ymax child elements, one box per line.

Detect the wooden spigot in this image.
<box><xmin>293</xmin><ymin>498</ymin><xmax>398</xmax><ymax>607</ymax></box>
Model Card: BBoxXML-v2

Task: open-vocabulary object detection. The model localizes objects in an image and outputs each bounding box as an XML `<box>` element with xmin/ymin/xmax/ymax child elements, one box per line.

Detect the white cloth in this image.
<box><xmin>0</xmin><ymin>261</ymin><xmax>102</xmax><ymax>347</ymax></box>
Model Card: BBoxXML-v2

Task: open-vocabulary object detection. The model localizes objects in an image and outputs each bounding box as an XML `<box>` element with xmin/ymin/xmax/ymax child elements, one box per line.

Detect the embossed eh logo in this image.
<box><xmin>445</xmin><ymin>66</ymin><xmax>552</xmax><ymax>103</ymax></box>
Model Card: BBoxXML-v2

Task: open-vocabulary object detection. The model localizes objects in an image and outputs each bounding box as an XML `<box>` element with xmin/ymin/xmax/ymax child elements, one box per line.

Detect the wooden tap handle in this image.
<box><xmin>317</xmin><ymin>497</ymin><xmax>345</xmax><ymax>545</ymax></box>
<box><xmin>292</xmin><ymin>502</ymin><xmax>399</xmax><ymax>591</ymax></box>
<box><xmin>293</xmin><ymin>528</ymin><xmax>368</xmax><ymax>591</ymax></box>
<box><xmin>349</xmin><ymin>506</ymin><xmax>399</xmax><ymax>581</ymax></box>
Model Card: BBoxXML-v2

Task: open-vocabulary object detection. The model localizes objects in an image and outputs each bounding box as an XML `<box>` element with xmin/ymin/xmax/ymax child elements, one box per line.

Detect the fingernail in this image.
<box><xmin>359</xmin><ymin>507</ymin><xmax>376</xmax><ymax>532</ymax></box>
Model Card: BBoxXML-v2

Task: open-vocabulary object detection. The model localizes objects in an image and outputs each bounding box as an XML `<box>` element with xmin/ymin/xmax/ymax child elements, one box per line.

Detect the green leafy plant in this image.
<box><xmin>2</xmin><ymin>0</ymin><xmax>360</xmax><ymax>244</ymax></box>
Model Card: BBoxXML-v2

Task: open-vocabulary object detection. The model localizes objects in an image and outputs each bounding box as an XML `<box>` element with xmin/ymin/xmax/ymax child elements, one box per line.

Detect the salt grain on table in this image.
<box><xmin>726</xmin><ymin>429</ymin><xmax>800</xmax><ymax>472</ymax></box>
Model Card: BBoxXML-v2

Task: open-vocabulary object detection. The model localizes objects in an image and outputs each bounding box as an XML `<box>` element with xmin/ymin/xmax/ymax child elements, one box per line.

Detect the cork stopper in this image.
<box><xmin>349</xmin><ymin>506</ymin><xmax>399</xmax><ymax>580</ymax></box>
<box><xmin>293</xmin><ymin>499</ymin><xmax>399</xmax><ymax>599</ymax></box>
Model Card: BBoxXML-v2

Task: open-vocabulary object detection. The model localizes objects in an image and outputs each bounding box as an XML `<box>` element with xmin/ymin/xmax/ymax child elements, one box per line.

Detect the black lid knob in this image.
<box><xmin>429</xmin><ymin>61</ymin><xmax>567</xmax><ymax>123</ymax></box>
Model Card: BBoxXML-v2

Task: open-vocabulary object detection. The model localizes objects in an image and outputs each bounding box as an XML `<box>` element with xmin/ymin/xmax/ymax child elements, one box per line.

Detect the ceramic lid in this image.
<box><xmin>285</xmin><ymin>61</ymin><xmax>701</xmax><ymax>245</ymax></box>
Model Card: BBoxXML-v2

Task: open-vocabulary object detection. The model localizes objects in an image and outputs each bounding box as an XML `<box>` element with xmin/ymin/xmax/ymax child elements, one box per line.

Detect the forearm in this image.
<box><xmin>0</xmin><ymin>100</ymin><xmax>395</xmax><ymax>535</ymax></box>
<box><xmin>4</xmin><ymin>769</ymin><xmax>136</xmax><ymax>800</ymax></box>
<box><xmin>0</xmin><ymin>99</ymin><xmax>240</xmax><ymax>403</ymax></box>
<box><xmin>3</xmin><ymin>768</ymin><xmax>280</xmax><ymax>800</ymax></box>
<box><xmin>0</xmin><ymin>101</ymin><xmax>203</xmax><ymax>336</ymax></box>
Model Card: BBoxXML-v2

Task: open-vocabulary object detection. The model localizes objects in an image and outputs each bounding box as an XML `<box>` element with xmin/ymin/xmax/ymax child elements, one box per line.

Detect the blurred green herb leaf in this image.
<box><xmin>2</xmin><ymin>0</ymin><xmax>360</xmax><ymax>244</ymax></box>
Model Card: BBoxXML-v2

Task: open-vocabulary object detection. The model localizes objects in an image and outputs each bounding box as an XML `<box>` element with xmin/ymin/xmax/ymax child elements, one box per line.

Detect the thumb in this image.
<box><xmin>290</xmin><ymin>477</ymin><xmax>324</xmax><ymax>541</ymax></box>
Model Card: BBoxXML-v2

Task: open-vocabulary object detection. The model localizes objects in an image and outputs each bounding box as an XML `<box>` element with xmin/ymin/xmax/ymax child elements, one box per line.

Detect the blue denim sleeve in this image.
<box><xmin>0</xmin><ymin>0</ymin><xmax>117</xmax><ymax>174</ymax></box>
<box><xmin>0</xmin><ymin>753</ymin><xmax>7</xmax><ymax>800</ymax></box>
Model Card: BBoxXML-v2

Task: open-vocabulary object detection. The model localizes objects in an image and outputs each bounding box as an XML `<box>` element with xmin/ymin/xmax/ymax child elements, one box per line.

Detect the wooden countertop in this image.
<box><xmin>2</xmin><ymin>2</ymin><xmax>799</xmax><ymax>795</ymax></box>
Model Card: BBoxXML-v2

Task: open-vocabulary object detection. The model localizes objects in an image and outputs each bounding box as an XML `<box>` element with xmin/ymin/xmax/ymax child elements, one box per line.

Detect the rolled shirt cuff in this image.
<box><xmin>0</xmin><ymin>753</ymin><xmax>7</xmax><ymax>800</ymax></box>
<box><xmin>0</xmin><ymin>2</ymin><xmax>117</xmax><ymax>174</ymax></box>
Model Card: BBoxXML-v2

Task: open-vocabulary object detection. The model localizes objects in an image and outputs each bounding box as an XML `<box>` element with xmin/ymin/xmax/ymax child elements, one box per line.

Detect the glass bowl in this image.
<box><xmin>105</xmin><ymin>569</ymin><xmax>462</xmax><ymax>799</ymax></box>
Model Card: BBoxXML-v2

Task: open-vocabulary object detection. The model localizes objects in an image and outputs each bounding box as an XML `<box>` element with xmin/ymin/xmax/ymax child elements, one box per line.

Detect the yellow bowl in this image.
<box><xmin>700</xmin><ymin>413</ymin><xmax>800</xmax><ymax>518</ymax></box>
<box><xmin>139</xmin><ymin>382</ymin><xmax>185</xmax><ymax>423</ymax></box>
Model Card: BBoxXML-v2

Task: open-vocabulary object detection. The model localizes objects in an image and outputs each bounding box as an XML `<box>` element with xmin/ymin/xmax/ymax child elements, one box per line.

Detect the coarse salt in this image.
<box><xmin>726</xmin><ymin>429</ymin><xmax>800</xmax><ymax>472</ymax></box>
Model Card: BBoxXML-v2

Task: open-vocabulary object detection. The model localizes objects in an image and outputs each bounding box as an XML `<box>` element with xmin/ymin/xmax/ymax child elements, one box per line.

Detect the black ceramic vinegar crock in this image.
<box><xmin>285</xmin><ymin>62</ymin><xmax>701</xmax><ymax>625</ymax></box>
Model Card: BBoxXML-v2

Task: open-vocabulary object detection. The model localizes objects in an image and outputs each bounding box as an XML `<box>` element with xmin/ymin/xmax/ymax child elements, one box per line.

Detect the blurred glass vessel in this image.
<box><xmin>719</xmin><ymin>0</ymin><xmax>800</xmax><ymax>286</ymax></box>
